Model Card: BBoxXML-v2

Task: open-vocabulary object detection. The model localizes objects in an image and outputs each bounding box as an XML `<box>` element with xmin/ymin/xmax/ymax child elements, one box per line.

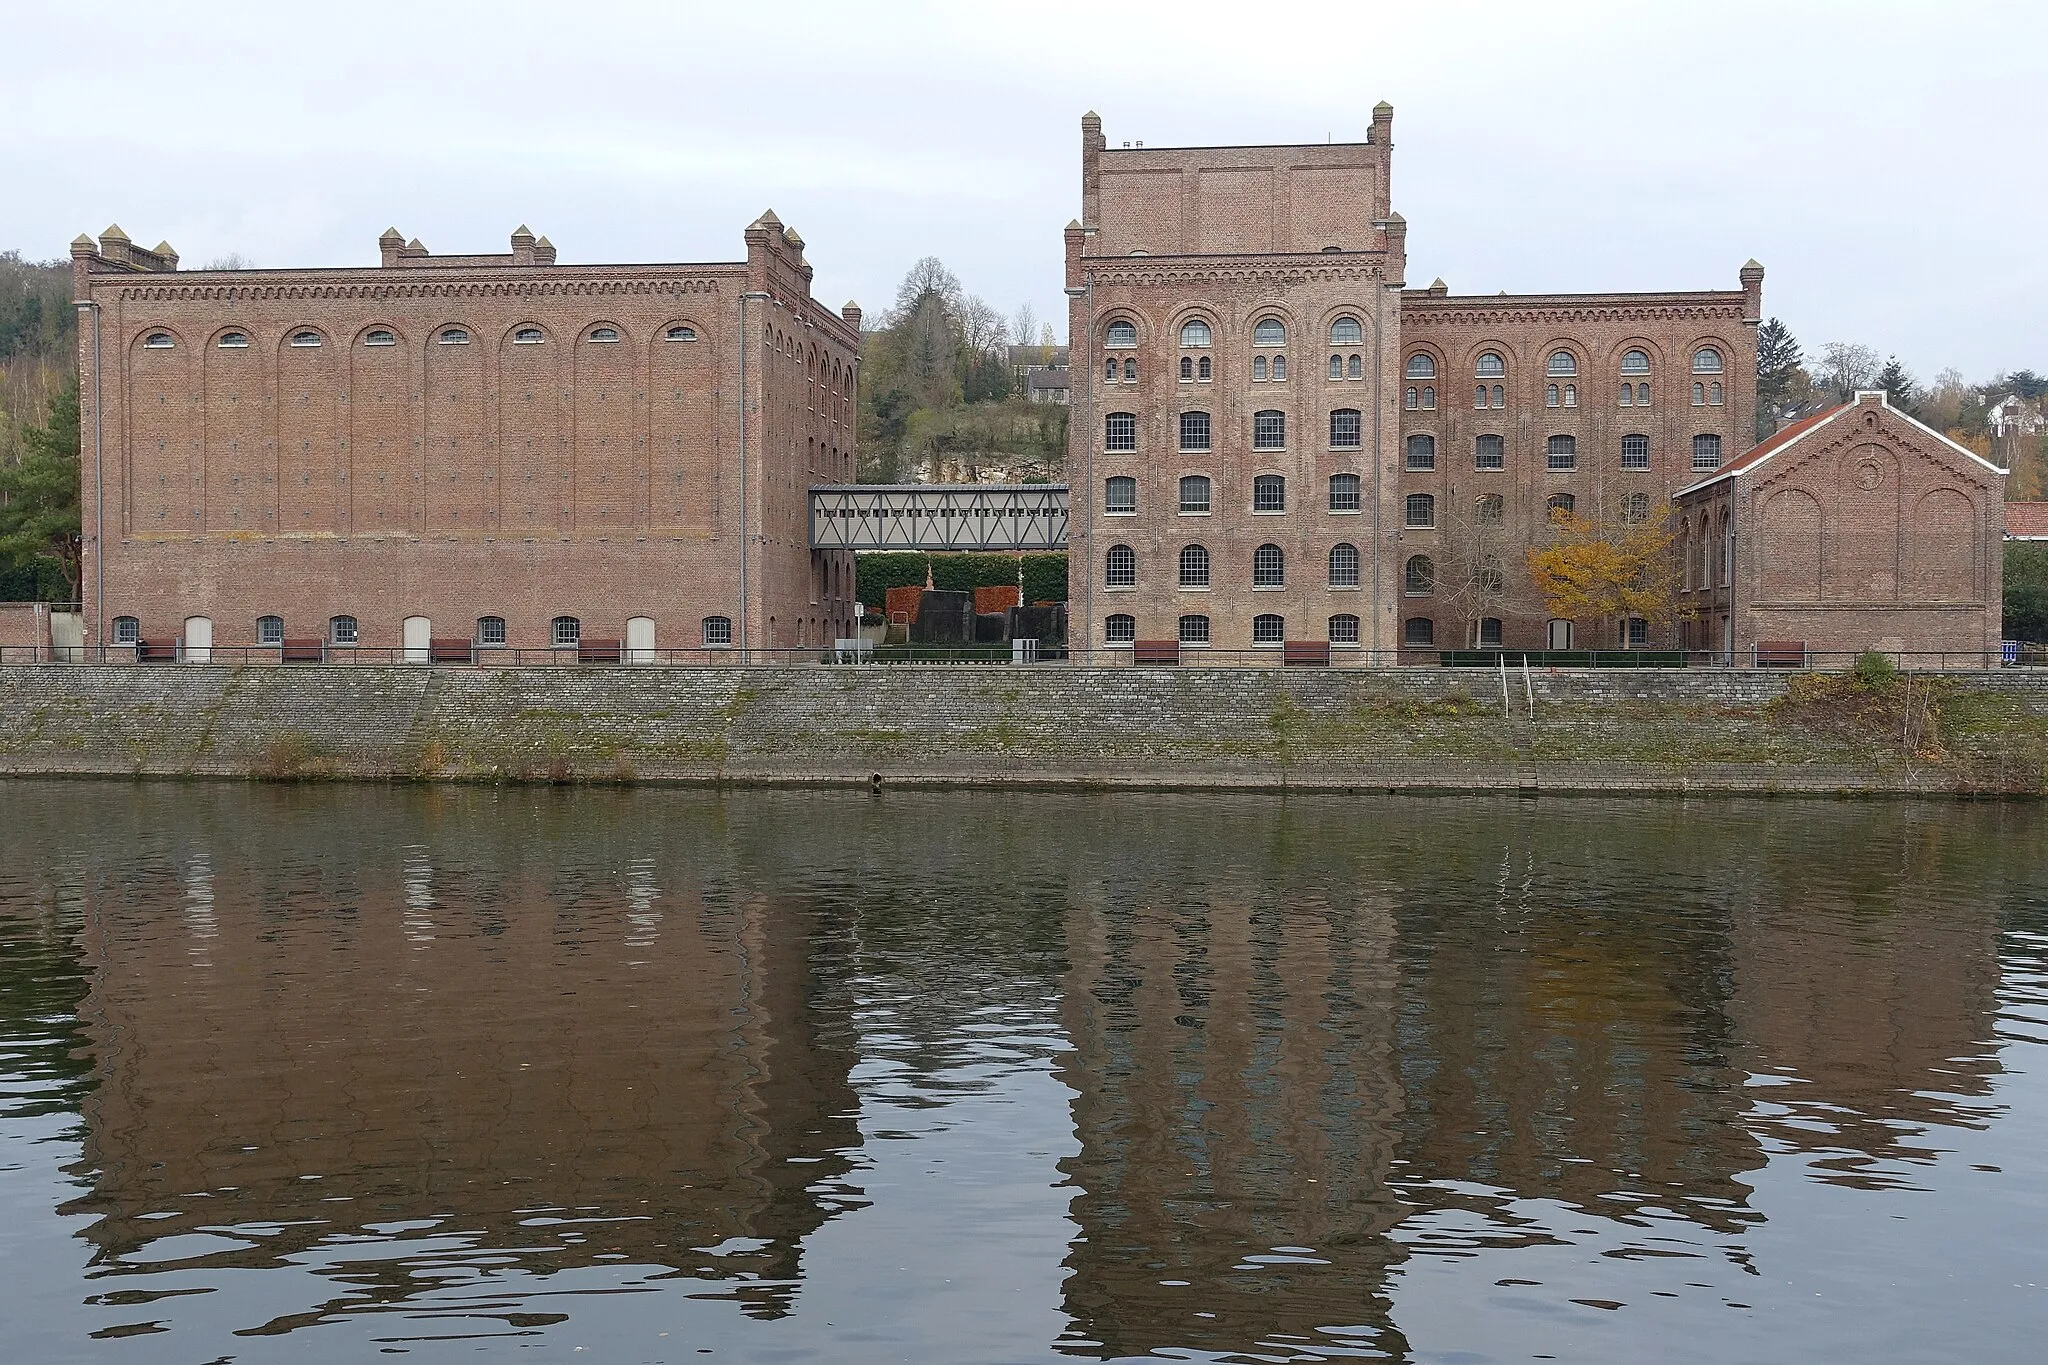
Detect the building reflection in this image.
<box><xmin>60</xmin><ymin>789</ymin><xmax>863</xmax><ymax>1328</ymax></box>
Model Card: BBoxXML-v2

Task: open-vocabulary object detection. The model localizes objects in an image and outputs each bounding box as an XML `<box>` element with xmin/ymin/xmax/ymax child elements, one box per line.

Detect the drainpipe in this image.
<box><xmin>1064</xmin><ymin>275</ymin><xmax>1093</xmax><ymax>660</ymax></box>
<box><xmin>738</xmin><ymin>289</ymin><xmax>771</xmax><ymax>660</ymax></box>
<box><xmin>1371</xmin><ymin>284</ymin><xmax>1388</xmax><ymax>658</ymax></box>
<box><xmin>75</xmin><ymin>300</ymin><xmax>103</xmax><ymax>655</ymax></box>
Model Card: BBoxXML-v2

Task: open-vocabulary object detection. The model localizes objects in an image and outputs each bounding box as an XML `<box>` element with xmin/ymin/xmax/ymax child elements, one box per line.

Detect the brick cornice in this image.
<box><xmin>1082</xmin><ymin>258</ymin><xmax>1390</xmax><ymax>288</ymax></box>
<box><xmin>1402</xmin><ymin>295</ymin><xmax>1747</xmax><ymax>328</ymax></box>
<box><xmin>99</xmin><ymin>276</ymin><xmax>731</xmax><ymax>304</ymax></box>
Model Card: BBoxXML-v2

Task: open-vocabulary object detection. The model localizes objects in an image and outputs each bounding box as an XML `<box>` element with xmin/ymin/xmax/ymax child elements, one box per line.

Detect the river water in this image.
<box><xmin>1</xmin><ymin>783</ymin><xmax>2044</xmax><ymax>1363</ymax></box>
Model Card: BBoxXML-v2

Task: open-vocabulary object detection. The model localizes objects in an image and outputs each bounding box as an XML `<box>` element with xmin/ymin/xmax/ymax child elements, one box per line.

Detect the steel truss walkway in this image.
<box><xmin>808</xmin><ymin>484</ymin><xmax>1070</xmax><ymax>551</ymax></box>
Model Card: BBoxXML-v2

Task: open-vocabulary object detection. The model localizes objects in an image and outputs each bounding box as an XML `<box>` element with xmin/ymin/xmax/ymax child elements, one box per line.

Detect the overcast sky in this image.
<box><xmin>6</xmin><ymin>0</ymin><xmax>2039</xmax><ymax>379</ymax></box>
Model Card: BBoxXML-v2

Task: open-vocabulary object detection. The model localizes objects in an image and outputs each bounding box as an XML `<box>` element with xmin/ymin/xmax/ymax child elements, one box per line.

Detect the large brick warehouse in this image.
<box><xmin>70</xmin><ymin>215</ymin><xmax>859</xmax><ymax>659</ymax></box>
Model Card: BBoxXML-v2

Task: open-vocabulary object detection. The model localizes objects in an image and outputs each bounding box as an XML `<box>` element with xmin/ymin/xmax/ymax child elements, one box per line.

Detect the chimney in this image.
<box><xmin>841</xmin><ymin>300</ymin><xmax>863</xmax><ymax>330</ymax></box>
<box><xmin>1081</xmin><ymin>110</ymin><xmax>1105</xmax><ymax>229</ymax></box>
<box><xmin>532</xmin><ymin>235</ymin><xmax>556</xmax><ymax>266</ymax></box>
<box><xmin>510</xmin><ymin>224</ymin><xmax>536</xmax><ymax>266</ymax></box>
<box><xmin>379</xmin><ymin>227</ymin><xmax>404</xmax><ymax>267</ymax></box>
<box><xmin>1371</xmin><ymin>100</ymin><xmax>1393</xmax><ymax>146</ymax></box>
<box><xmin>1739</xmin><ymin>259</ymin><xmax>1765</xmax><ymax>323</ymax></box>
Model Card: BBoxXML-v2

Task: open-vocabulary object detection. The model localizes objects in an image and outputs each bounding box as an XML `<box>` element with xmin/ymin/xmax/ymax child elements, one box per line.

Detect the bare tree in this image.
<box><xmin>891</xmin><ymin>256</ymin><xmax>962</xmax><ymax>323</ymax></box>
<box><xmin>1817</xmin><ymin>342</ymin><xmax>1880</xmax><ymax>403</ymax></box>
<box><xmin>1013</xmin><ymin>302</ymin><xmax>1038</xmax><ymax>362</ymax></box>
<box><xmin>203</xmin><ymin>253</ymin><xmax>254</xmax><ymax>271</ymax></box>
<box><xmin>1430</xmin><ymin>489</ymin><xmax>1546</xmax><ymax>646</ymax></box>
<box><xmin>958</xmin><ymin>295</ymin><xmax>1008</xmax><ymax>358</ymax></box>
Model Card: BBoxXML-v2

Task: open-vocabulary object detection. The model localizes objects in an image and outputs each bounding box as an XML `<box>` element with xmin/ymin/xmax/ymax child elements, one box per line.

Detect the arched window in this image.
<box><xmin>1253</xmin><ymin>411</ymin><xmax>1286</xmax><ymax>450</ymax></box>
<box><xmin>1476</xmin><ymin>385</ymin><xmax>1491</xmax><ymax>409</ymax></box>
<box><xmin>588</xmin><ymin>326</ymin><xmax>620</xmax><ymax>343</ymax></box>
<box><xmin>142</xmin><ymin>332</ymin><xmax>174</xmax><ymax>349</ymax></box>
<box><xmin>477</xmin><ymin>616</ymin><xmax>507</xmax><ymax>646</ymax></box>
<box><xmin>1180</xmin><ymin>356</ymin><xmax>1193</xmax><ymax>381</ymax></box>
<box><xmin>1476</xmin><ymin>351</ymin><xmax>1506</xmax><ymax>377</ymax></box>
<box><xmin>1547</xmin><ymin>493</ymin><xmax>1576</xmax><ymax>517</ymax></box>
<box><xmin>1491</xmin><ymin>384</ymin><xmax>1504</xmax><ymax>408</ymax></box>
<box><xmin>1709</xmin><ymin>381</ymin><xmax>1723</xmax><ymax>405</ymax></box>
<box><xmin>217</xmin><ymin>331</ymin><xmax>250</xmax><ymax>348</ymax></box>
<box><xmin>1330</xmin><ymin>316</ymin><xmax>1363</xmax><ymax>344</ymax></box>
<box><xmin>1693</xmin><ymin>381</ymin><xmax>1706</xmax><ymax>405</ymax></box>
<box><xmin>1122</xmin><ymin>356</ymin><xmax>1136</xmax><ymax>381</ymax></box>
<box><xmin>513</xmin><ymin>327</ymin><xmax>545</xmax><ymax>344</ymax></box>
<box><xmin>1621</xmin><ymin>433</ymin><xmax>1650</xmax><ymax>469</ymax></box>
<box><xmin>1105</xmin><ymin>614</ymin><xmax>1136</xmax><ymax>644</ymax></box>
<box><xmin>1179</xmin><ymin>544</ymin><xmax>1211</xmax><ymax>587</ymax></box>
<box><xmin>1404</xmin><ymin>617</ymin><xmax>1435</xmax><ymax>647</ymax></box>
<box><xmin>256</xmin><ymin>615</ymin><xmax>284</xmax><ymax>645</ymax></box>
<box><xmin>1406</xmin><ymin>433</ymin><xmax>1436</xmax><ymax>470</ymax></box>
<box><xmin>1405</xmin><ymin>555</ymin><xmax>1436</xmax><ymax>595</ymax></box>
<box><xmin>1330</xmin><ymin>408</ymin><xmax>1362</xmax><ymax>448</ymax></box>
<box><xmin>1422</xmin><ymin>385</ymin><xmax>1436</xmax><ymax>409</ymax></box>
<box><xmin>1347</xmin><ymin>354</ymin><xmax>1363</xmax><ymax>378</ymax></box>
<box><xmin>1404</xmin><ymin>493</ymin><xmax>1435</xmax><ymax>528</ymax></box>
<box><xmin>1105</xmin><ymin>320</ymin><xmax>1138</xmax><ymax>348</ymax></box>
<box><xmin>1104</xmin><ymin>412</ymin><xmax>1137</xmax><ymax>451</ymax></box>
<box><xmin>1693</xmin><ymin>434</ymin><xmax>1723</xmax><ymax>471</ymax></box>
<box><xmin>1270</xmin><ymin>355</ymin><xmax>1287</xmax><ymax>381</ymax></box>
<box><xmin>1252</xmin><ymin>614</ymin><xmax>1286</xmax><ymax>645</ymax></box>
<box><xmin>550</xmin><ymin>616</ymin><xmax>582</xmax><ymax>647</ymax></box>
<box><xmin>1197</xmin><ymin>356</ymin><xmax>1211</xmax><ymax>380</ymax></box>
<box><xmin>329</xmin><ymin>615</ymin><xmax>359</xmax><ymax>645</ymax></box>
<box><xmin>112</xmin><ymin>615</ymin><xmax>140</xmax><ymax>645</ymax></box>
<box><xmin>438</xmin><ymin>327</ymin><xmax>470</xmax><ymax>345</ymax></box>
<box><xmin>289</xmin><ymin>330</ymin><xmax>321</xmax><ymax>348</ymax></box>
<box><xmin>1636</xmin><ymin>382</ymin><xmax>1650</xmax><ymax>406</ymax></box>
<box><xmin>665</xmin><ymin>324</ymin><xmax>698</xmax><ymax>342</ymax></box>
<box><xmin>1329</xmin><ymin>473</ymin><xmax>1361</xmax><ymax>511</ymax></box>
<box><xmin>1546</xmin><ymin>384</ymin><xmax>1560</xmax><ymax>408</ymax></box>
<box><xmin>1620</xmin><ymin>382</ymin><xmax>1634</xmax><ymax>406</ymax></box>
<box><xmin>1253</xmin><ymin>317</ymin><xmax>1286</xmax><ymax>346</ymax></box>
<box><xmin>1329</xmin><ymin>614</ymin><xmax>1361</xmax><ymax>645</ymax></box>
<box><xmin>1475</xmin><ymin>434</ymin><xmax>1505</xmax><ymax>470</ymax></box>
<box><xmin>1180</xmin><ymin>411</ymin><xmax>1211</xmax><ymax>451</ymax></box>
<box><xmin>1405</xmin><ymin>353</ymin><xmax>1437</xmax><ymax>379</ymax></box>
<box><xmin>1179</xmin><ymin>475</ymin><xmax>1212</xmax><ymax>513</ymax></box>
<box><xmin>1547</xmin><ymin>350</ymin><xmax>1578</xmax><ymax>376</ymax></box>
<box><xmin>1622</xmin><ymin>491</ymin><xmax>1652</xmax><ymax>524</ymax></box>
<box><xmin>365</xmin><ymin>329</ymin><xmax>397</xmax><ymax>346</ymax></box>
<box><xmin>1693</xmin><ymin>347</ymin><xmax>1724</xmax><ymax>374</ymax></box>
<box><xmin>1253</xmin><ymin>543</ymin><xmax>1285</xmax><ymax>587</ymax></box>
<box><xmin>1561</xmin><ymin>384</ymin><xmax>1575</xmax><ymax>408</ymax></box>
<box><xmin>1329</xmin><ymin>354</ymin><xmax>1345</xmax><ymax>380</ymax></box>
<box><xmin>1105</xmin><ymin>358</ymin><xmax>1119</xmax><ymax>382</ymax></box>
<box><xmin>1329</xmin><ymin>542</ymin><xmax>1361</xmax><ymax>587</ymax></box>
<box><xmin>1476</xmin><ymin>493</ymin><xmax>1505</xmax><ymax>525</ymax></box>
<box><xmin>1253</xmin><ymin>355</ymin><xmax>1269</xmax><ymax>381</ymax></box>
<box><xmin>1406</xmin><ymin>386</ymin><xmax>1419</xmax><ymax>410</ymax></box>
<box><xmin>1547</xmin><ymin>435</ymin><xmax>1577</xmax><ymax>470</ymax></box>
<box><xmin>1621</xmin><ymin>348</ymin><xmax>1651</xmax><ymax>375</ymax></box>
<box><xmin>1253</xmin><ymin>474</ymin><xmax>1286</xmax><ymax>511</ymax></box>
<box><xmin>1179</xmin><ymin>614</ymin><xmax>1211</xmax><ymax>645</ymax></box>
<box><xmin>1104</xmin><ymin>476</ymin><xmax>1137</xmax><ymax>513</ymax></box>
<box><xmin>702</xmin><ymin>616</ymin><xmax>733</xmax><ymax>647</ymax></box>
<box><xmin>1179</xmin><ymin>319</ymin><xmax>1212</xmax><ymax>347</ymax></box>
<box><xmin>1106</xmin><ymin>544</ymin><xmax>1137</xmax><ymax>585</ymax></box>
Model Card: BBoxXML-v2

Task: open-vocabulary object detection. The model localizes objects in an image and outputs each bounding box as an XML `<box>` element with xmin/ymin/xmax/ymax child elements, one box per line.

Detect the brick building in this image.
<box><xmin>1065</xmin><ymin>107</ymin><xmax>1759</xmax><ymax>657</ymax></box>
<box><xmin>70</xmin><ymin>215</ymin><xmax>858</xmax><ymax>659</ymax></box>
<box><xmin>1673</xmin><ymin>391</ymin><xmax>2006</xmax><ymax>665</ymax></box>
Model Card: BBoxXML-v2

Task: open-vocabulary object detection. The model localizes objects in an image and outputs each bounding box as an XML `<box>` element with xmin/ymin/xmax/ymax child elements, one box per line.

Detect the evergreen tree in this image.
<box><xmin>0</xmin><ymin>376</ymin><xmax>82</xmax><ymax>602</ymax></box>
<box><xmin>1754</xmin><ymin>316</ymin><xmax>1805</xmax><ymax>438</ymax></box>
<box><xmin>1875</xmin><ymin>355</ymin><xmax>1919</xmax><ymax>413</ymax></box>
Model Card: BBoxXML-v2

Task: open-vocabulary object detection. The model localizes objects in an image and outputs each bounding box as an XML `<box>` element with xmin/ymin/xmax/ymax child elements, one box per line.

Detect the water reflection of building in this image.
<box><xmin>1055</xmin><ymin>809</ymin><xmax>1410</xmax><ymax>1360</ymax></box>
<box><xmin>64</xmin><ymin>793</ymin><xmax>862</xmax><ymax>1327</ymax></box>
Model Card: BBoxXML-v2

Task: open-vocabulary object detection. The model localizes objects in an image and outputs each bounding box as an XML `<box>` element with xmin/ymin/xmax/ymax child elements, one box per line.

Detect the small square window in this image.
<box><xmin>1475</xmin><ymin>435</ymin><xmax>1505</xmax><ymax>470</ymax></box>
<box><xmin>477</xmin><ymin>616</ymin><xmax>507</xmax><ymax>646</ymax></box>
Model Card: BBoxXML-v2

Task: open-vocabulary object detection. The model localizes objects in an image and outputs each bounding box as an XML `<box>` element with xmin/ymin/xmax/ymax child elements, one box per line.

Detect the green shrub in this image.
<box><xmin>1851</xmin><ymin>650</ymin><xmax>1898</xmax><ymax>691</ymax></box>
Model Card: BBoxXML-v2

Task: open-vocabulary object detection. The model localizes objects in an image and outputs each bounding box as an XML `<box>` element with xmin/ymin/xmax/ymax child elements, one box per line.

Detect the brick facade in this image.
<box><xmin>70</xmin><ymin>216</ymin><xmax>859</xmax><ymax>656</ymax></box>
<box><xmin>1067</xmin><ymin>106</ymin><xmax>1763</xmax><ymax>657</ymax></box>
<box><xmin>1674</xmin><ymin>391</ymin><xmax>2007</xmax><ymax>665</ymax></box>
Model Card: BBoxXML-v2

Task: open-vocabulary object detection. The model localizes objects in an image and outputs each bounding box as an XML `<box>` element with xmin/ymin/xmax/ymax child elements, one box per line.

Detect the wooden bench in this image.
<box><xmin>281</xmin><ymin>638</ymin><xmax>324</xmax><ymax>663</ymax></box>
<box><xmin>1132</xmin><ymin>639</ymin><xmax>1179</xmax><ymax>666</ymax></box>
<box><xmin>430</xmin><ymin>637</ymin><xmax>474</xmax><ymax>664</ymax></box>
<box><xmin>136</xmin><ymin>639</ymin><xmax>178</xmax><ymax>664</ymax></box>
<box><xmin>1283</xmin><ymin>640</ymin><xmax>1331</xmax><ymax>667</ymax></box>
<box><xmin>1755</xmin><ymin>639</ymin><xmax>1806</xmax><ymax>668</ymax></box>
<box><xmin>578</xmin><ymin>638</ymin><xmax>622</xmax><ymax>664</ymax></box>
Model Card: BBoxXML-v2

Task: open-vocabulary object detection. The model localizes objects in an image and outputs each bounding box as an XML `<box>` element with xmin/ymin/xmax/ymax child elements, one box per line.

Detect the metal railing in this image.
<box><xmin>0</xmin><ymin>643</ymin><xmax>2036</xmax><ymax>670</ymax></box>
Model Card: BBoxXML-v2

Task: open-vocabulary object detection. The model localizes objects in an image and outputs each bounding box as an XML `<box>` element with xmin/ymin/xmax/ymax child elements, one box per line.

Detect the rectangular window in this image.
<box><xmin>256</xmin><ymin>616</ymin><xmax>284</xmax><ymax>646</ymax></box>
<box><xmin>1253</xmin><ymin>476</ymin><xmax>1286</xmax><ymax>513</ymax></box>
<box><xmin>1693</xmin><ymin>434</ymin><xmax>1723</xmax><ymax>471</ymax></box>
<box><xmin>1104</xmin><ymin>412</ymin><xmax>1137</xmax><ymax>452</ymax></box>
<box><xmin>1104</xmin><ymin>476</ymin><xmax>1137</xmax><ymax>514</ymax></box>
<box><xmin>1547</xmin><ymin>435</ymin><xmax>1577</xmax><ymax>471</ymax></box>
<box><xmin>1621</xmin><ymin>434</ymin><xmax>1650</xmax><ymax>470</ymax></box>
<box><xmin>1404</xmin><ymin>493</ymin><xmax>1435</xmax><ymax>528</ymax></box>
<box><xmin>1475</xmin><ymin>434</ymin><xmax>1505</xmax><ymax>470</ymax></box>
<box><xmin>477</xmin><ymin>616</ymin><xmax>507</xmax><ymax>646</ymax></box>
<box><xmin>1405</xmin><ymin>434</ymin><xmax>1436</xmax><ymax>471</ymax></box>
<box><xmin>1329</xmin><ymin>473</ymin><xmax>1361</xmax><ymax>512</ymax></box>
<box><xmin>1329</xmin><ymin>409</ymin><xmax>1361</xmax><ymax>449</ymax></box>
<box><xmin>1179</xmin><ymin>476</ymin><xmax>1211</xmax><ymax>514</ymax></box>
<box><xmin>1253</xmin><ymin>411</ymin><xmax>1286</xmax><ymax>450</ymax></box>
<box><xmin>1179</xmin><ymin>410</ymin><xmax>1211</xmax><ymax>452</ymax></box>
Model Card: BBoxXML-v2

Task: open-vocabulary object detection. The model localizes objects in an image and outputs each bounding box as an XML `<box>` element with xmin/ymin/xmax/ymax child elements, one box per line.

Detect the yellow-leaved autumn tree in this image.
<box><xmin>1525</xmin><ymin>502</ymin><xmax>1681</xmax><ymax>643</ymax></box>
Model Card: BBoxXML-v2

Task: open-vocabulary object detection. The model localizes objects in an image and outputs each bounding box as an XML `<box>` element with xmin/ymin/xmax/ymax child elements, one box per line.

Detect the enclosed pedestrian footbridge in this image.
<box><xmin>808</xmin><ymin>484</ymin><xmax>1070</xmax><ymax>552</ymax></box>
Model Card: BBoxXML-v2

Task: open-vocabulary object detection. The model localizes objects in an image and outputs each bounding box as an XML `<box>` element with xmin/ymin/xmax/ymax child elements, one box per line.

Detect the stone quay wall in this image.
<box><xmin>2</xmin><ymin>663</ymin><xmax>2046</xmax><ymax>794</ymax></box>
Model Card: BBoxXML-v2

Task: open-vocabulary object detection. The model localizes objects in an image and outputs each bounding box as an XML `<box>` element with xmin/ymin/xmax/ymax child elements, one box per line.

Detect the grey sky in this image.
<box><xmin>6</xmin><ymin>0</ymin><xmax>2038</xmax><ymax>380</ymax></box>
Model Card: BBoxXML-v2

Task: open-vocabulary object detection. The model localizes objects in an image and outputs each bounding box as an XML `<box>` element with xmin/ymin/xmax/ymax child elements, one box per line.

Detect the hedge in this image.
<box><xmin>855</xmin><ymin>552</ymin><xmax>1068</xmax><ymax>608</ymax></box>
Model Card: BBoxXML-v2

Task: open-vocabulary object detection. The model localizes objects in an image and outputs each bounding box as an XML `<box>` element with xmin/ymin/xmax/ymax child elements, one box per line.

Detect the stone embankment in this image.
<box><xmin>1</xmin><ymin>664</ymin><xmax>2045</xmax><ymax>794</ymax></box>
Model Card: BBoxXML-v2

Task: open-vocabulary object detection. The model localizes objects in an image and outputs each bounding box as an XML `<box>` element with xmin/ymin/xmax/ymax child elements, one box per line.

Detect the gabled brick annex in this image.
<box><xmin>70</xmin><ymin>216</ymin><xmax>858</xmax><ymax>658</ymax></box>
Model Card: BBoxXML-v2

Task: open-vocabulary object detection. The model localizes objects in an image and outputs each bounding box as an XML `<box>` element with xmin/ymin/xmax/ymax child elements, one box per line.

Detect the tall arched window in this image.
<box><xmin>1404</xmin><ymin>555</ymin><xmax>1436</xmax><ymax>595</ymax></box>
<box><xmin>1491</xmin><ymin>384</ymin><xmax>1505</xmax><ymax>408</ymax></box>
<box><xmin>1105</xmin><ymin>358</ymin><xmax>1118</xmax><ymax>382</ymax></box>
<box><xmin>1271</xmin><ymin>355</ymin><xmax>1287</xmax><ymax>381</ymax></box>
<box><xmin>1330</xmin><ymin>316</ymin><xmax>1363</xmax><ymax>344</ymax></box>
<box><xmin>1197</xmin><ymin>355</ymin><xmax>1211</xmax><ymax>380</ymax></box>
<box><xmin>1693</xmin><ymin>347</ymin><xmax>1724</xmax><ymax>373</ymax></box>
<box><xmin>1105</xmin><ymin>320</ymin><xmax>1137</xmax><ymax>348</ymax></box>
<box><xmin>1253</xmin><ymin>317</ymin><xmax>1286</xmax><ymax>346</ymax></box>
<box><xmin>1329</xmin><ymin>542</ymin><xmax>1361</xmax><ymax>587</ymax></box>
<box><xmin>1253</xmin><ymin>544</ymin><xmax>1285</xmax><ymax>587</ymax></box>
<box><xmin>1180</xmin><ymin>411</ymin><xmax>1211</xmax><ymax>451</ymax></box>
<box><xmin>1179</xmin><ymin>356</ymin><xmax>1193</xmax><ymax>381</ymax></box>
<box><xmin>1329</xmin><ymin>354</ymin><xmax>1344</xmax><ymax>379</ymax></box>
<box><xmin>1106</xmin><ymin>544</ymin><xmax>1137</xmax><ymax>586</ymax></box>
<box><xmin>1405</xmin><ymin>353</ymin><xmax>1437</xmax><ymax>379</ymax></box>
<box><xmin>1347</xmin><ymin>354</ymin><xmax>1363</xmax><ymax>378</ymax></box>
<box><xmin>1253</xmin><ymin>355</ymin><xmax>1269</xmax><ymax>381</ymax></box>
<box><xmin>1122</xmin><ymin>357</ymin><xmax>1136</xmax><ymax>381</ymax></box>
<box><xmin>1179</xmin><ymin>319</ymin><xmax>1212</xmax><ymax>347</ymax></box>
<box><xmin>1179</xmin><ymin>544</ymin><xmax>1211</xmax><ymax>588</ymax></box>
<box><xmin>1547</xmin><ymin>350</ymin><xmax>1578</xmax><ymax>376</ymax></box>
<box><xmin>1475</xmin><ymin>435</ymin><xmax>1505</xmax><ymax>470</ymax></box>
<box><xmin>1104</xmin><ymin>412</ymin><xmax>1137</xmax><ymax>451</ymax></box>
